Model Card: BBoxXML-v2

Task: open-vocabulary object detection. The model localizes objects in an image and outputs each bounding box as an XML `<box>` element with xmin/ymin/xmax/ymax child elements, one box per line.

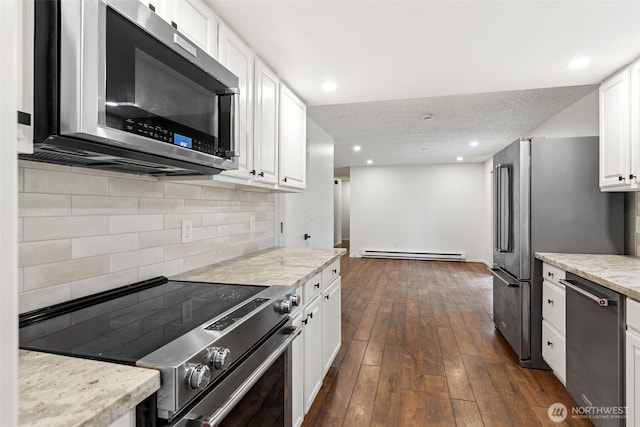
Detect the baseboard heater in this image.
<box><xmin>360</xmin><ymin>250</ymin><xmax>466</xmax><ymax>261</ymax></box>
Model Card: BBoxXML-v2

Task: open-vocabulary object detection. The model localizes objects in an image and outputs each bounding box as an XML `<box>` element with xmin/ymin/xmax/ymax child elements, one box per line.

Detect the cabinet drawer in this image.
<box><xmin>542</xmin><ymin>320</ymin><xmax>566</xmax><ymax>385</ymax></box>
<box><xmin>322</xmin><ymin>259</ymin><xmax>340</xmax><ymax>286</ymax></box>
<box><xmin>628</xmin><ymin>298</ymin><xmax>640</xmax><ymax>333</ymax></box>
<box><xmin>542</xmin><ymin>279</ymin><xmax>566</xmax><ymax>333</ymax></box>
<box><xmin>542</xmin><ymin>263</ymin><xmax>565</xmax><ymax>287</ymax></box>
<box><xmin>303</xmin><ymin>273</ymin><xmax>322</xmax><ymax>302</ymax></box>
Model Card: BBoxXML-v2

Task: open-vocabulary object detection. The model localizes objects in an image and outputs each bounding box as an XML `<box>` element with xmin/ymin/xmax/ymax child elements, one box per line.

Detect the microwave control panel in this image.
<box><xmin>121</xmin><ymin>117</ymin><xmax>219</xmax><ymax>157</ymax></box>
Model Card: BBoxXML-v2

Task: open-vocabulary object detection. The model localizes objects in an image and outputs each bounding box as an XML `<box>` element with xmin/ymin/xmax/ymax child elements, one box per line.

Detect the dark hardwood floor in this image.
<box><xmin>302</xmin><ymin>245</ymin><xmax>591</xmax><ymax>427</ymax></box>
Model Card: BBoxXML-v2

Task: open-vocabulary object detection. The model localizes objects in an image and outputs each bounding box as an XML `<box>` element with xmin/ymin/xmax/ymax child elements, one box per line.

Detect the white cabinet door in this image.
<box><xmin>253</xmin><ymin>59</ymin><xmax>279</xmax><ymax>185</ymax></box>
<box><xmin>157</xmin><ymin>0</ymin><xmax>217</xmax><ymax>57</ymax></box>
<box><xmin>218</xmin><ymin>24</ymin><xmax>254</xmax><ymax>179</ymax></box>
<box><xmin>303</xmin><ymin>294</ymin><xmax>323</xmax><ymax>413</ymax></box>
<box><xmin>631</xmin><ymin>59</ymin><xmax>640</xmax><ymax>188</ymax></box>
<box><xmin>600</xmin><ymin>67</ymin><xmax>631</xmax><ymax>189</ymax></box>
<box><xmin>291</xmin><ymin>312</ymin><xmax>305</xmax><ymax>427</ymax></box>
<box><xmin>322</xmin><ymin>277</ymin><xmax>341</xmax><ymax>375</ymax></box>
<box><xmin>627</xmin><ymin>329</ymin><xmax>640</xmax><ymax>427</ymax></box>
<box><xmin>279</xmin><ymin>84</ymin><xmax>306</xmax><ymax>189</ymax></box>
<box><xmin>16</xmin><ymin>0</ymin><xmax>33</xmax><ymax>154</ymax></box>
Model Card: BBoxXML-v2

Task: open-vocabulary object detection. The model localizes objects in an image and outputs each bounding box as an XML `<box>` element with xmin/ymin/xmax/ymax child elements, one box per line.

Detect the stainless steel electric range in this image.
<box><xmin>19</xmin><ymin>276</ymin><xmax>301</xmax><ymax>426</ymax></box>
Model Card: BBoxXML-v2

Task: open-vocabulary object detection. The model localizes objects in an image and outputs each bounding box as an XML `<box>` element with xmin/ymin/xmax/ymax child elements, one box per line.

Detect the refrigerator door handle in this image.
<box><xmin>488</xmin><ymin>267</ymin><xmax>520</xmax><ymax>288</ymax></box>
<box><xmin>495</xmin><ymin>164</ymin><xmax>512</xmax><ymax>252</ymax></box>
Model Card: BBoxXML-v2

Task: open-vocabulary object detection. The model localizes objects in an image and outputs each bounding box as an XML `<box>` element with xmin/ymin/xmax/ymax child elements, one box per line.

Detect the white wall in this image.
<box><xmin>483</xmin><ymin>158</ymin><xmax>493</xmax><ymax>266</ymax></box>
<box><xmin>341</xmin><ymin>180</ymin><xmax>351</xmax><ymax>240</ymax></box>
<box><xmin>527</xmin><ymin>89</ymin><xmax>599</xmax><ymax>137</ymax></box>
<box><xmin>279</xmin><ymin>118</ymin><xmax>335</xmax><ymax>249</ymax></box>
<box><xmin>350</xmin><ymin>163</ymin><xmax>487</xmax><ymax>262</ymax></box>
<box><xmin>1</xmin><ymin>0</ymin><xmax>19</xmax><ymax>423</ymax></box>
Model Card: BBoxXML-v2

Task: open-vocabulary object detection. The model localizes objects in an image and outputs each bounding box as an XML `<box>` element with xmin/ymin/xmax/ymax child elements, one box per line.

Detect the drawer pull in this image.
<box><xmin>547</xmin><ymin>272</ymin><xmax>554</xmax><ymax>278</ymax></box>
<box><xmin>332</xmin><ymin>268</ymin><xmax>337</xmax><ymax>274</ymax></box>
<box><xmin>314</xmin><ymin>283</ymin><xmax>320</xmax><ymax>289</ymax></box>
<box><xmin>547</xmin><ymin>299</ymin><xmax>554</xmax><ymax>305</ymax></box>
<box><xmin>547</xmin><ymin>341</ymin><xmax>553</xmax><ymax>347</ymax></box>
<box><xmin>302</xmin><ymin>317</ymin><xmax>308</xmax><ymax>325</ymax></box>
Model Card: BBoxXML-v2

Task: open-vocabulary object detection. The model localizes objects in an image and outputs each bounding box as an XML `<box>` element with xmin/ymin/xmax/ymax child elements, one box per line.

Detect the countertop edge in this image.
<box><xmin>19</xmin><ymin>350</ymin><xmax>161</xmax><ymax>427</ymax></box>
<box><xmin>535</xmin><ymin>252</ymin><xmax>640</xmax><ymax>302</ymax></box>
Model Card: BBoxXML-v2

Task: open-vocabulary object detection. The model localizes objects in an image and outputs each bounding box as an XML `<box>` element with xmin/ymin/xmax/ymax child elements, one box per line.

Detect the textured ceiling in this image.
<box><xmin>310</xmin><ymin>85</ymin><xmax>598</xmax><ymax>168</ymax></box>
<box><xmin>207</xmin><ymin>1</ymin><xmax>640</xmax><ymax>169</ymax></box>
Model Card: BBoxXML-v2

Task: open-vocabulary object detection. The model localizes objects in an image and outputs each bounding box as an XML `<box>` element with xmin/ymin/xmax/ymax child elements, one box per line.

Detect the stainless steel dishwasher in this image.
<box><xmin>562</xmin><ymin>272</ymin><xmax>625</xmax><ymax>427</ymax></box>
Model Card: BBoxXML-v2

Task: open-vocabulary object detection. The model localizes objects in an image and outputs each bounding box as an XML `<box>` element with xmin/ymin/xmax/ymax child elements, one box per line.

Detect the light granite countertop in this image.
<box><xmin>19</xmin><ymin>247</ymin><xmax>345</xmax><ymax>427</ymax></box>
<box><xmin>172</xmin><ymin>247</ymin><xmax>346</xmax><ymax>287</ymax></box>
<box><xmin>19</xmin><ymin>350</ymin><xmax>160</xmax><ymax>427</ymax></box>
<box><xmin>536</xmin><ymin>252</ymin><xmax>640</xmax><ymax>301</ymax></box>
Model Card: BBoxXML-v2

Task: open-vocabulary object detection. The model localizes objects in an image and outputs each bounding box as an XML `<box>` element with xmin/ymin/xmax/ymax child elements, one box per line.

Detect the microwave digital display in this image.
<box><xmin>174</xmin><ymin>133</ymin><xmax>192</xmax><ymax>149</ymax></box>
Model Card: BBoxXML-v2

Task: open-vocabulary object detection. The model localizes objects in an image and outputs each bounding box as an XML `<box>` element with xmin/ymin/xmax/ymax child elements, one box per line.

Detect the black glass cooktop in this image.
<box><xmin>19</xmin><ymin>278</ymin><xmax>265</xmax><ymax>364</ymax></box>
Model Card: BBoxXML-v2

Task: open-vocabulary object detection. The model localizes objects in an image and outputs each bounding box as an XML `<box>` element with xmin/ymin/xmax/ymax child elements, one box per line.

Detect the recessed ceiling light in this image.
<box><xmin>353</xmin><ymin>145</ymin><xmax>361</xmax><ymax>152</ymax></box>
<box><xmin>470</xmin><ymin>141</ymin><xmax>479</xmax><ymax>147</ymax></box>
<box><xmin>456</xmin><ymin>156</ymin><xmax>463</xmax><ymax>161</ymax></box>
<box><xmin>568</xmin><ymin>57</ymin><xmax>591</xmax><ymax>70</ymax></box>
<box><xmin>321</xmin><ymin>81</ymin><xmax>337</xmax><ymax>91</ymax></box>
<box><xmin>366</xmin><ymin>159</ymin><xmax>373</xmax><ymax>165</ymax></box>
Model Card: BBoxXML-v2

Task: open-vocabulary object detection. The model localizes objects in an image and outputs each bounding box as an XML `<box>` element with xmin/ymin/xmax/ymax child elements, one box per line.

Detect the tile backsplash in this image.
<box><xmin>18</xmin><ymin>161</ymin><xmax>275</xmax><ymax>313</ymax></box>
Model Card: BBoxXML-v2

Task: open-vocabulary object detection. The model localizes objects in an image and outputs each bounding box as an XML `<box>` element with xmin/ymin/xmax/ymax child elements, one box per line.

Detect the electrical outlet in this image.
<box><xmin>249</xmin><ymin>216</ymin><xmax>256</xmax><ymax>232</ymax></box>
<box><xmin>182</xmin><ymin>220</ymin><xmax>192</xmax><ymax>243</ymax></box>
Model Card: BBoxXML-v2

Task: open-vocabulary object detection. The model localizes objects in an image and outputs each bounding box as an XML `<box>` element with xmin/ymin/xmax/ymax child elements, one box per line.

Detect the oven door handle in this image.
<box><xmin>186</xmin><ymin>326</ymin><xmax>302</xmax><ymax>427</ymax></box>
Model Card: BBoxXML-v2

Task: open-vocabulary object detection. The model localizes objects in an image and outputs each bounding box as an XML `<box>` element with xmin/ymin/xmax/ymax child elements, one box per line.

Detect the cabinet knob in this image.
<box><xmin>325</xmin><ymin>295</ymin><xmax>330</xmax><ymax>300</ymax></box>
<box><xmin>547</xmin><ymin>341</ymin><xmax>553</xmax><ymax>347</ymax></box>
<box><xmin>547</xmin><ymin>299</ymin><xmax>554</xmax><ymax>305</ymax></box>
<box><xmin>547</xmin><ymin>272</ymin><xmax>554</xmax><ymax>277</ymax></box>
<box><xmin>259</xmin><ymin>171</ymin><xmax>265</xmax><ymax>177</ymax></box>
<box><xmin>631</xmin><ymin>174</ymin><xmax>636</xmax><ymax>180</ymax></box>
<box><xmin>283</xmin><ymin>177</ymin><xmax>288</xmax><ymax>183</ymax></box>
<box><xmin>249</xmin><ymin>169</ymin><xmax>256</xmax><ymax>175</ymax></box>
<box><xmin>314</xmin><ymin>283</ymin><xmax>320</xmax><ymax>289</ymax></box>
<box><xmin>618</xmin><ymin>176</ymin><xmax>625</xmax><ymax>181</ymax></box>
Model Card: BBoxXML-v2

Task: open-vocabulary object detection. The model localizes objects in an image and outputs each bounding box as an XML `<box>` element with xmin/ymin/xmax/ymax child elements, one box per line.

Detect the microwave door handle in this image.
<box><xmin>217</xmin><ymin>91</ymin><xmax>240</xmax><ymax>158</ymax></box>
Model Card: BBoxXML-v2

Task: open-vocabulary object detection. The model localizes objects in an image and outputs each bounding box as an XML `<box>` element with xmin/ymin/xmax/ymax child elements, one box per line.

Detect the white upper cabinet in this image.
<box><xmin>144</xmin><ymin>0</ymin><xmax>218</xmax><ymax>58</ymax></box>
<box><xmin>599</xmin><ymin>57</ymin><xmax>640</xmax><ymax>191</ymax></box>
<box><xmin>279</xmin><ymin>84</ymin><xmax>307</xmax><ymax>190</ymax></box>
<box><xmin>17</xmin><ymin>0</ymin><xmax>33</xmax><ymax>154</ymax></box>
<box><xmin>253</xmin><ymin>59</ymin><xmax>280</xmax><ymax>185</ymax></box>
<box><xmin>217</xmin><ymin>23</ymin><xmax>254</xmax><ymax>179</ymax></box>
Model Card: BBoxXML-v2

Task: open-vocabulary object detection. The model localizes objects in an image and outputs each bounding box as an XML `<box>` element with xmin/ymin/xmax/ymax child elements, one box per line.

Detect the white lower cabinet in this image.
<box><xmin>322</xmin><ymin>277</ymin><xmax>341</xmax><ymax>375</ymax></box>
<box><xmin>291</xmin><ymin>311</ymin><xmax>305</xmax><ymax>427</ymax></box>
<box><xmin>108</xmin><ymin>410</ymin><xmax>134</xmax><ymax>427</ymax></box>
<box><xmin>303</xmin><ymin>293</ymin><xmax>324</xmax><ymax>413</ymax></box>
<box><xmin>541</xmin><ymin>263</ymin><xmax>566</xmax><ymax>385</ymax></box>
<box><xmin>627</xmin><ymin>299</ymin><xmax>640</xmax><ymax>426</ymax></box>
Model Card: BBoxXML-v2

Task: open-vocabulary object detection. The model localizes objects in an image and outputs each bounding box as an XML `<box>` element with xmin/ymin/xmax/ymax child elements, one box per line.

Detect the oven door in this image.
<box><xmin>169</xmin><ymin>319</ymin><xmax>301</xmax><ymax>427</ymax></box>
<box><xmin>54</xmin><ymin>0</ymin><xmax>239</xmax><ymax>170</ymax></box>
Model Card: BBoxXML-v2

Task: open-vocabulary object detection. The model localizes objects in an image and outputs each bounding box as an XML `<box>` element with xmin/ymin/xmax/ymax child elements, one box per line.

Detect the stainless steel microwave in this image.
<box><xmin>25</xmin><ymin>0</ymin><xmax>240</xmax><ymax>176</ymax></box>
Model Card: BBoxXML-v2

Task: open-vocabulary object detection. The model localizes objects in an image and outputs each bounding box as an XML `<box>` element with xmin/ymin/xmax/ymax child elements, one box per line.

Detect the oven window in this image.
<box><xmin>219</xmin><ymin>353</ymin><xmax>286</xmax><ymax>426</ymax></box>
<box><xmin>104</xmin><ymin>6</ymin><xmax>224</xmax><ymax>145</ymax></box>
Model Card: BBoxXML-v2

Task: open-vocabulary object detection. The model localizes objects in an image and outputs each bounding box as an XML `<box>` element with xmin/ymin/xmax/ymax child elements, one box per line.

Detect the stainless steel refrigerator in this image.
<box><xmin>491</xmin><ymin>136</ymin><xmax>624</xmax><ymax>369</ymax></box>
